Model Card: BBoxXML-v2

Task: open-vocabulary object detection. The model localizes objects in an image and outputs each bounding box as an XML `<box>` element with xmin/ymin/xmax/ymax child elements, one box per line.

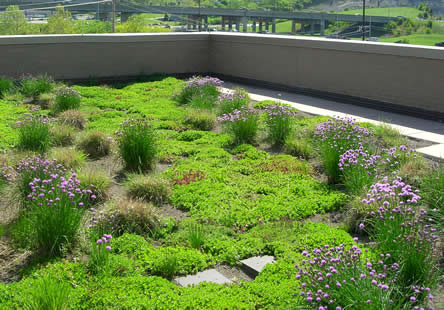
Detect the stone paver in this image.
<box><xmin>174</xmin><ymin>269</ymin><xmax>232</xmax><ymax>287</ymax></box>
<box><xmin>222</xmin><ymin>84</ymin><xmax>444</xmax><ymax>161</ymax></box>
<box><xmin>240</xmin><ymin>256</ymin><xmax>275</xmax><ymax>277</ymax></box>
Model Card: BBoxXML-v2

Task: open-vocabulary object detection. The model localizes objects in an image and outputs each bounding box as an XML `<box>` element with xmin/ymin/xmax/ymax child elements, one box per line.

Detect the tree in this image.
<box><xmin>46</xmin><ymin>6</ymin><xmax>74</xmax><ymax>34</ymax></box>
<box><xmin>0</xmin><ymin>5</ymin><xmax>29</xmax><ymax>35</ymax></box>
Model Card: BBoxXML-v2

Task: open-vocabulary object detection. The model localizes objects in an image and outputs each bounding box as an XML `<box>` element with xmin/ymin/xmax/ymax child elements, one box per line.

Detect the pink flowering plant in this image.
<box><xmin>361</xmin><ymin>177</ymin><xmax>439</xmax><ymax>304</ymax></box>
<box><xmin>338</xmin><ymin>146</ymin><xmax>380</xmax><ymax>195</ymax></box>
<box><xmin>218</xmin><ymin>89</ymin><xmax>249</xmax><ymax>115</ymax></box>
<box><xmin>264</xmin><ymin>104</ymin><xmax>297</xmax><ymax>145</ymax></box>
<box><xmin>218</xmin><ymin>108</ymin><xmax>259</xmax><ymax>145</ymax></box>
<box><xmin>53</xmin><ymin>86</ymin><xmax>82</xmax><ymax>113</ymax></box>
<box><xmin>115</xmin><ymin>119</ymin><xmax>156</xmax><ymax>172</ymax></box>
<box><xmin>89</xmin><ymin>233</ymin><xmax>113</xmax><ymax>274</ymax></box>
<box><xmin>176</xmin><ymin>76</ymin><xmax>223</xmax><ymax>106</ymax></box>
<box><xmin>15</xmin><ymin>172</ymin><xmax>93</xmax><ymax>256</ymax></box>
<box><xmin>379</xmin><ymin>145</ymin><xmax>418</xmax><ymax>174</ymax></box>
<box><xmin>16</xmin><ymin>114</ymin><xmax>53</xmax><ymax>152</ymax></box>
<box><xmin>295</xmin><ymin>241</ymin><xmax>398</xmax><ymax>309</ymax></box>
<box><xmin>314</xmin><ymin>117</ymin><xmax>372</xmax><ymax>183</ymax></box>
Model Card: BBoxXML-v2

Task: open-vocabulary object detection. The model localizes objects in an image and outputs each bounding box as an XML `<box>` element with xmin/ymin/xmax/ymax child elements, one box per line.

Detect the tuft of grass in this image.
<box><xmin>187</xmin><ymin>223</ymin><xmax>205</xmax><ymax>250</ymax></box>
<box><xmin>372</xmin><ymin>122</ymin><xmax>408</xmax><ymax>148</ymax></box>
<box><xmin>37</xmin><ymin>93</ymin><xmax>56</xmax><ymax>109</ymax></box>
<box><xmin>0</xmin><ymin>76</ymin><xmax>14</xmax><ymax>98</ymax></box>
<box><xmin>21</xmin><ymin>75</ymin><xmax>54</xmax><ymax>99</ymax></box>
<box><xmin>77</xmin><ymin>168</ymin><xmax>111</xmax><ymax>203</ymax></box>
<box><xmin>23</xmin><ymin>275</ymin><xmax>71</xmax><ymax>310</ymax></box>
<box><xmin>218</xmin><ymin>88</ymin><xmax>249</xmax><ymax>115</ymax></box>
<box><xmin>50</xmin><ymin>124</ymin><xmax>76</xmax><ymax>147</ymax></box>
<box><xmin>125</xmin><ymin>173</ymin><xmax>171</xmax><ymax>206</ymax></box>
<box><xmin>17</xmin><ymin>115</ymin><xmax>52</xmax><ymax>153</ymax></box>
<box><xmin>50</xmin><ymin>147</ymin><xmax>86</xmax><ymax>170</ymax></box>
<box><xmin>77</xmin><ymin>131</ymin><xmax>112</xmax><ymax>159</ymax></box>
<box><xmin>117</xmin><ymin>119</ymin><xmax>157</xmax><ymax>172</ymax></box>
<box><xmin>57</xmin><ymin>109</ymin><xmax>87</xmax><ymax>129</ymax></box>
<box><xmin>183</xmin><ymin>109</ymin><xmax>216</xmax><ymax>131</ymax></box>
<box><xmin>156</xmin><ymin>254</ymin><xmax>178</xmax><ymax>280</ymax></box>
<box><xmin>219</xmin><ymin>109</ymin><xmax>259</xmax><ymax>145</ymax></box>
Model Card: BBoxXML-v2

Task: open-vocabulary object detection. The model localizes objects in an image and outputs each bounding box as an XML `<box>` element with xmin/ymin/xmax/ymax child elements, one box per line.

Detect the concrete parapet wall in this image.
<box><xmin>0</xmin><ymin>32</ymin><xmax>443</xmax><ymax>116</ymax></box>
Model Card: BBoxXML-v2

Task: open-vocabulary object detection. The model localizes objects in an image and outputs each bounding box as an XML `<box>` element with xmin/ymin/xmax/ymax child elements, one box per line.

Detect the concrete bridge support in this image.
<box><xmin>252</xmin><ymin>20</ymin><xmax>256</xmax><ymax>32</ymax></box>
<box><xmin>203</xmin><ymin>16</ymin><xmax>208</xmax><ymax>31</ymax></box>
<box><xmin>291</xmin><ymin>20</ymin><xmax>296</xmax><ymax>33</ymax></box>
<box><xmin>221</xmin><ymin>16</ymin><xmax>225</xmax><ymax>31</ymax></box>
<box><xmin>228</xmin><ymin>17</ymin><xmax>233</xmax><ymax>31</ymax></box>
<box><xmin>320</xmin><ymin>19</ymin><xmax>325</xmax><ymax>36</ymax></box>
<box><xmin>272</xmin><ymin>18</ymin><xmax>276</xmax><ymax>33</ymax></box>
<box><xmin>242</xmin><ymin>17</ymin><xmax>247</xmax><ymax>32</ymax></box>
<box><xmin>310</xmin><ymin>23</ymin><xmax>315</xmax><ymax>35</ymax></box>
<box><xmin>265</xmin><ymin>21</ymin><xmax>269</xmax><ymax>32</ymax></box>
<box><xmin>259</xmin><ymin>21</ymin><xmax>263</xmax><ymax>32</ymax></box>
<box><xmin>235</xmin><ymin>18</ymin><xmax>240</xmax><ymax>31</ymax></box>
<box><xmin>99</xmin><ymin>12</ymin><xmax>112</xmax><ymax>22</ymax></box>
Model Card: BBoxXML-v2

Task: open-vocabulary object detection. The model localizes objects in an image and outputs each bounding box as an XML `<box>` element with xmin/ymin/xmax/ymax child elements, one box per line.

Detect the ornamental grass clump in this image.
<box><xmin>116</xmin><ymin>119</ymin><xmax>156</xmax><ymax>172</ymax></box>
<box><xmin>176</xmin><ymin>76</ymin><xmax>223</xmax><ymax>106</ymax></box>
<box><xmin>14</xmin><ymin>172</ymin><xmax>93</xmax><ymax>256</ymax></box>
<box><xmin>217</xmin><ymin>89</ymin><xmax>249</xmax><ymax>115</ymax></box>
<box><xmin>53</xmin><ymin>87</ymin><xmax>81</xmax><ymax>113</ymax></box>
<box><xmin>21</xmin><ymin>74</ymin><xmax>54</xmax><ymax>99</ymax></box>
<box><xmin>379</xmin><ymin>145</ymin><xmax>417</xmax><ymax>174</ymax></box>
<box><xmin>89</xmin><ymin>233</ymin><xmax>113</xmax><ymax>274</ymax></box>
<box><xmin>183</xmin><ymin>109</ymin><xmax>216</xmax><ymax>131</ymax></box>
<box><xmin>361</xmin><ymin>177</ymin><xmax>439</xmax><ymax>303</ymax></box>
<box><xmin>338</xmin><ymin>146</ymin><xmax>380</xmax><ymax>195</ymax></box>
<box><xmin>16</xmin><ymin>114</ymin><xmax>53</xmax><ymax>152</ymax></box>
<box><xmin>314</xmin><ymin>117</ymin><xmax>372</xmax><ymax>183</ymax></box>
<box><xmin>295</xmin><ymin>243</ymin><xmax>397</xmax><ymax>309</ymax></box>
<box><xmin>0</xmin><ymin>76</ymin><xmax>14</xmax><ymax>98</ymax></box>
<box><xmin>77</xmin><ymin>131</ymin><xmax>112</xmax><ymax>159</ymax></box>
<box><xmin>218</xmin><ymin>108</ymin><xmax>259</xmax><ymax>145</ymax></box>
<box><xmin>24</xmin><ymin>275</ymin><xmax>71</xmax><ymax>310</ymax></box>
<box><xmin>264</xmin><ymin>104</ymin><xmax>297</xmax><ymax>145</ymax></box>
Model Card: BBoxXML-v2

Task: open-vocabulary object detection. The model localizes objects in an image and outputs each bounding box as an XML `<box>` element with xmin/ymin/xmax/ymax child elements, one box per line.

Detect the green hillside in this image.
<box><xmin>337</xmin><ymin>7</ymin><xmax>421</xmax><ymax>19</ymax></box>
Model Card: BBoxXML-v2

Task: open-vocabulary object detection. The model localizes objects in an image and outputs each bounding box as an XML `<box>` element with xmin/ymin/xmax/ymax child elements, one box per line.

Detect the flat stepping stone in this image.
<box><xmin>240</xmin><ymin>256</ymin><xmax>275</xmax><ymax>278</ymax></box>
<box><xmin>174</xmin><ymin>269</ymin><xmax>232</xmax><ymax>287</ymax></box>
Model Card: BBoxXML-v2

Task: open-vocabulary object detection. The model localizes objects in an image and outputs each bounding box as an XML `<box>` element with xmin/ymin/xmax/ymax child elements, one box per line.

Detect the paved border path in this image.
<box><xmin>222</xmin><ymin>83</ymin><xmax>444</xmax><ymax>161</ymax></box>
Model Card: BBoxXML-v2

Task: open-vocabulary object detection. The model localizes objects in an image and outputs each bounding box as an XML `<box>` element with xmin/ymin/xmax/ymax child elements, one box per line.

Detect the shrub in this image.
<box><xmin>50</xmin><ymin>124</ymin><xmax>76</xmax><ymax>147</ymax></box>
<box><xmin>21</xmin><ymin>75</ymin><xmax>54</xmax><ymax>98</ymax></box>
<box><xmin>13</xmin><ymin>173</ymin><xmax>90</xmax><ymax>256</ymax></box>
<box><xmin>338</xmin><ymin>146</ymin><xmax>380</xmax><ymax>195</ymax></box>
<box><xmin>125</xmin><ymin>174</ymin><xmax>171</xmax><ymax>205</ymax></box>
<box><xmin>116</xmin><ymin>119</ymin><xmax>156</xmax><ymax>172</ymax></box>
<box><xmin>23</xmin><ymin>275</ymin><xmax>71</xmax><ymax>310</ymax></box>
<box><xmin>362</xmin><ymin>178</ymin><xmax>439</xmax><ymax>302</ymax></box>
<box><xmin>16</xmin><ymin>114</ymin><xmax>52</xmax><ymax>152</ymax></box>
<box><xmin>88</xmin><ymin>199</ymin><xmax>161</xmax><ymax>237</ymax></box>
<box><xmin>314</xmin><ymin>117</ymin><xmax>372</xmax><ymax>183</ymax></box>
<box><xmin>88</xmin><ymin>233</ymin><xmax>113</xmax><ymax>274</ymax></box>
<box><xmin>175</xmin><ymin>76</ymin><xmax>222</xmax><ymax>106</ymax></box>
<box><xmin>183</xmin><ymin>109</ymin><xmax>216</xmax><ymax>131</ymax></box>
<box><xmin>58</xmin><ymin>109</ymin><xmax>87</xmax><ymax>129</ymax></box>
<box><xmin>77</xmin><ymin>131</ymin><xmax>112</xmax><ymax>159</ymax></box>
<box><xmin>37</xmin><ymin>93</ymin><xmax>56</xmax><ymax>109</ymax></box>
<box><xmin>218</xmin><ymin>108</ymin><xmax>259</xmax><ymax>145</ymax></box>
<box><xmin>217</xmin><ymin>89</ymin><xmax>249</xmax><ymax>115</ymax></box>
<box><xmin>77</xmin><ymin>168</ymin><xmax>111</xmax><ymax>203</ymax></box>
<box><xmin>53</xmin><ymin>87</ymin><xmax>82</xmax><ymax>113</ymax></box>
<box><xmin>264</xmin><ymin>104</ymin><xmax>297</xmax><ymax>145</ymax></box>
<box><xmin>0</xmin><ymin>76</ymin><xmax>14</xmax><ymax>97</ymax></box>
<box><xmin>50</xmin><ymin>147</ymin><xmax>86</xmax><ymax>170</ymax></box>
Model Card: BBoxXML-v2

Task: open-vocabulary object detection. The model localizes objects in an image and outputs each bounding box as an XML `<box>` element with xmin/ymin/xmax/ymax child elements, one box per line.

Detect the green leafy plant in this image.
<box><xmin>77</xmin><ymin>168</ymin><xmax>111</xmax><ymax>203</ymax></box>
<box><xmin>116</xmin><ymin>119</ymin><xmax>156</xmax><ymax>172</ymax></box>
<box><xmin>218</xmin><ymin>88</ymin><xmax>249</xmax><ymax>115</ymax></box>
<box><xmin>218</xmin><ymin>108</ymin><xmax>259</xmax><ymax>145</ymax></box>
<box><xmin>23</xmin><ymin>275</ymin><xmax>71</xmax><ymax>310</ymax></box>
<box><xmin>175</xmin><ymin>76</ymin><xmax>222</xmax><ymax>106</ymax></box>
<box><xmin>21</xmin><ymin>75</ymin><xmax>54</xmax><ymax>99</ymax></box>
<box><xmin>187</xmin><ymin>223</ymin><xmax>205</xmax><ymax>249</ymax></box>
<box><xmin>49</xmin><ymin>147</ymin><xmax>86</xmax><ymax>170</ymax></box>
<box><xmin>183</xmin><ymin>109</ymin><xmax>216</xmax><ymax>131</ymax></box>
<box><xmin>88</xmin><ymin>233</ymin><xmax>113</xmax><ymax>275</ymax></box>
<box><xmin>53</xmin><ymin>87</ymin><xmax>81</xmax><ymax>113</ymax></box>
<box><xmin>0</xmin><ymin>76</ymin><xmax>14</xmax><ymax>97</ymax></box>
<box><xmin>50</xmin><ymin>124</ymin><xmax>76</xmax><ymax>147</ymax></box>
<box><xmin>264</xmin><ymin>104</ymin><xmax>297</xmax><ymax>146</ymax></box>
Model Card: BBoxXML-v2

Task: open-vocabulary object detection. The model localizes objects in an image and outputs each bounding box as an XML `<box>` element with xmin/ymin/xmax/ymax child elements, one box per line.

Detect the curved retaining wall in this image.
<box><xmin>0</xmin><ymin>32</ymin><xmax>443</xmax><ymax>117</ymax></box>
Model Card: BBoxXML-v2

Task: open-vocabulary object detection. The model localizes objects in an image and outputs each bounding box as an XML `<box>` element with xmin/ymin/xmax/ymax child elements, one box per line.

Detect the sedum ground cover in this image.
<box><xmin>0</xmin><ymin>75</ymin><xmax>441</xmax><ymax>309</ymax></box>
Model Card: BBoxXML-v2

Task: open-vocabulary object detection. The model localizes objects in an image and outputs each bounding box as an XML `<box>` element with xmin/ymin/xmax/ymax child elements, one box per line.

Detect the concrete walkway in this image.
<box><xmin>222</xmin><ymin>83</ymin><xmax>444</xmax><ymax>161</ymax></box>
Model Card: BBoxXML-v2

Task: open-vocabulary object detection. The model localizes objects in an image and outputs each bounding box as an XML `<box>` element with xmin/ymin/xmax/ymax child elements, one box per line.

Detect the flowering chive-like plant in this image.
<box><xmin>89</xmin><ymin>233</ymin><xmax>113</xmax><ymax>274</ymax></box>
<box><xmin>264</xmin><ymin>104</ymin><xmax>297</xmax><ymax>145</ymax></box>
<box><xmin>379</xmin><ymin>145</ymin><xmax>417</xmax><ymax>174</ymax></box>
<box><xmin>16</xmin><ymin>114</ymin><xmax>53</xmax><ymax>152</ymax></box>
<box><xmin>295</xmin><ymin>241</ymin><xmax>398</xmax><ymax>310</ymax></box>
<box><xmin>115</xmin><ymin>119</ymin><xmax>156</xmax><ymax>172</ymax></box>
<box><xmin>314</xmin><ymin>117</ymin><xmax>372</xmax><ymax>183</ymax></box>
<box><xmin>338</xmin><ymin>146</ymin><xmax>381</xmax><ymax>195</ymax></box>
<box><xmin>23</xmin><ymin>172</ymin><xmax>93</xmax><ymax>256</ymax></box>
<box><xmin>218</xmin><ymin>108</ymin><xmax>259</xmax><ymax>145</ymax></box>
<box><xmin>176</xmin><ymin>76</ymin><xmax>223</xmax><ymax>106</ymax></box>
<box><xmin>54</xmin><ymin>86</ymin><xmax>82</xmax><ymax>113</ymax></box>
<box><xmin>361</xmin><ymin>177</ymin><xmax>439</xmax><ymax>304</ymax></box>
<box><xmin>217</xmin><ymin>89</ymin><xmax>249</xmax><ymax>115</ymax></box>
